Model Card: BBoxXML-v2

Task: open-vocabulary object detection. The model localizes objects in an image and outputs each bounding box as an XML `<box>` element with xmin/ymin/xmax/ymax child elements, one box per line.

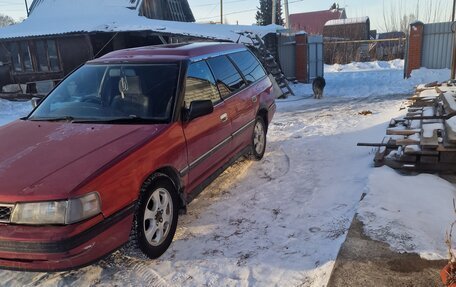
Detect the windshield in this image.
<box><xmin>28</xmin><ymin>63</ymin><xmax>179</xmax><ymax>123</ymax></box>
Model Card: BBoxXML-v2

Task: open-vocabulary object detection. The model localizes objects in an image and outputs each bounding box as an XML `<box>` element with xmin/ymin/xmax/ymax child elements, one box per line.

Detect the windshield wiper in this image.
<box><xmin>29</xmin><ymin>116</ymin><xmax>75</xmax><ymax>122</ymax></box>
<box><xmin>72</xmin><ymin>116</ymin><xmax>166</xmax><ymax>124</ymax></box>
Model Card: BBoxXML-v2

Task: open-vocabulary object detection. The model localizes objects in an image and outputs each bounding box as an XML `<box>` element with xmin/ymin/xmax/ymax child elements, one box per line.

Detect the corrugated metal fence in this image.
<box><xmin>277</xmin><ymin>35</ymin><xmax>296</xmax><ymax>79</ymax></box>
<box><xmin>277</xmin><ymin>34</ymin><xmax>324</xmax><ymax>82</ymax></box>
<box><xmin>308</xmin><ymin>35</ymin><xmax>324</xmax><ymax>81</ymax></box>
<box><xmin>421</xmin><ymin>22</ymin><xmax>454</xmax><ymax>69</ymax></box>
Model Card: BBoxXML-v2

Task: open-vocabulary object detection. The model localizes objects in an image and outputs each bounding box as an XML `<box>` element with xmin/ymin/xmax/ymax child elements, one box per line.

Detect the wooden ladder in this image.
<box><xmin>243</xmin><ymin>33</ymin><xmax>295</xmax><ymax>98</ymax></box>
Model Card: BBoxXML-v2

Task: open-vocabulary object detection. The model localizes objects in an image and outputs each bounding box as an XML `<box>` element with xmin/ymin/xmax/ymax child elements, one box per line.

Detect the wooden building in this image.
<box><xmin>322</xmin><ymin>16</ymin><xmax>371</xmax><ymax>64</ymax></box>
<box><xmin>0</xmin><ymin>0</ymin><xmax>195</xmax><ymax>98</ymax></box>
<box><xmin>323</xmin><ymin>16</ymin><xmax>370</xmax><ymax>41</ymax></box>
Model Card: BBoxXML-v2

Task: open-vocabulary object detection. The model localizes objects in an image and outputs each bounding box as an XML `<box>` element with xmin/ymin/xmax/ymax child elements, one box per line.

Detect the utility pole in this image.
<box><xmin>284</xmin><ymin>0</ymin><xmax>290</xmax><ymax>29</ymax></box>
<box><xmin>24</xmin><ymin>0</ymin><xmax>29</xmax><ymax>17</ymax></box>
<box><xmin>272</xmin><ymin>0</ymin><xmax>277</xmax><ymax>25</ymax></box>
<box><xmin>220</xmin><ymin>0</ymin><xmax>223</xmax><ymax>24</ymax></box>
<box><xmin>453</xmin><ymin>0</ymin><xmax>456</xmax><ymax>22</ymax></box>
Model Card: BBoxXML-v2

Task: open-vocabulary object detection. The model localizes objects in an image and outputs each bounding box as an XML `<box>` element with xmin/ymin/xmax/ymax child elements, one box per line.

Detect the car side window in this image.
<box><xmin>229</xmin><ymin>50</ymin><xmax>267</xmax><ymax>84</ymax></box>
<box><xmin>207</xmin><ymin>55</ymin><xmax>246</xmax><ymax>99</ymax></box>
<box><xmin>184</xmin><ymin>61</ymin><xmax>222</xmax><ymax>109</ymax></box>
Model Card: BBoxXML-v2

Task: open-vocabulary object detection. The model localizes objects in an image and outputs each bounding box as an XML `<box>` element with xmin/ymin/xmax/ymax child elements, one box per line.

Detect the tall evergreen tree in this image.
<box><xmin>256</xmin><ymin>0</ymin><xmax>284</xmax><ymax>26</ymax></box>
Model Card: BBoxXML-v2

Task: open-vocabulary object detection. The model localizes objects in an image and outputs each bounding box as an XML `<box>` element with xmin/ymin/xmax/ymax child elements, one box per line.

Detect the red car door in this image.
<box><xmin>181</xmin><ymin>61</ymin><xmax>233</xmax><ymax>192</ymax></box>
<box><xmin>207</xmin><ymin>52</ymin><xmax>266</xmax><ymax>151</ymax></box>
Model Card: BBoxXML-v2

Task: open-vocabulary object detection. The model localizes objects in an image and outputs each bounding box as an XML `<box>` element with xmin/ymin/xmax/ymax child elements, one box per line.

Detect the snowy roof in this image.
<box><xmin>0</xmin><ymin>0</ymin><xmax>280</xmax><ymax>43</ymax></box>
<box><xmin>325</xmin><ymin>16</ymin><xmax>369</xmax><ymax>27</ymax></box>
<box><xmin>289</xmin><ymin>9</ymin><xmax>346</xmax><ymax>35</ymax></box>
<box><xmin>28</xmin><ymin>0</ymin><xmax>143</xmax><ymax>14</ymax></box>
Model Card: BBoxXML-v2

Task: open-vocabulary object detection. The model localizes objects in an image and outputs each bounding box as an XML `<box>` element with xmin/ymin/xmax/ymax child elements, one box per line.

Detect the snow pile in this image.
<box><xmin>325</xmin><ymin>16</ymin><xmax>369</xmax><ymax>26</ymax></box>
<box><xmin>325</xmin><ymin>59</ymin><xmax>404</xmax><ymax>72</ymax></box>
<box><xmin>0</xmin><ymin>100</ymin><xmax>31</xmax><ymax>126</ymax></box>
<box><xmin>288</xmin><ymin>61</ymin><xmax>450</xmax><ymax>100</ymax></box>
<box><xmin>358</xmin><ymin>167</ymin><xmax>456</xmax><ymax>260</ymax></box>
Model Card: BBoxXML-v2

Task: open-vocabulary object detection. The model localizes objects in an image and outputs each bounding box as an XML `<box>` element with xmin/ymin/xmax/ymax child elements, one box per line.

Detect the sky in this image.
<box><xmin>0</xmin><ymin>0</ymin><xmax>453</xmax><ymax>32</ymax></box>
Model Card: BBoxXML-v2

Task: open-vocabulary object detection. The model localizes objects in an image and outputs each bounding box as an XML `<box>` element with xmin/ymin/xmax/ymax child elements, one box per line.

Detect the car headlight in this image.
<box><xmin>11</xmin><ymin>192</ymin><xmax>101</xmax><ymax>225</ymax></box>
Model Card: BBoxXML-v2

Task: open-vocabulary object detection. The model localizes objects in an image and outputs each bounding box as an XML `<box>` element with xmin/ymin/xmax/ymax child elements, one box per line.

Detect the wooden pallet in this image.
<box><xmin>358</xmin><ymin>82</ymin><xmax>456</xmax><ymax>173</ymax></box>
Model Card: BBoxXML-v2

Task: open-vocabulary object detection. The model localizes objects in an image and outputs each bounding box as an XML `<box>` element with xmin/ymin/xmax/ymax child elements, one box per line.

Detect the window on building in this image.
<box><xmin>47</xmin><ymin>40</ymin><xmax>60</xmax><ymax>72</ymax></box>
<box><xmin>184</xmin><ymin>61</ymin><xmax>221</xmax><ymax>108</ymax></box>
<box><xmin>7</xmin><ymin>40</ymin><xmax>60</xmax><ymax>73</ymax></box>
<box><xmin>207</xmin><ymin>55</ymin><xmax>246</xmax><ymax>99</ymax></box>
<box><xmin>36</xmin><ymin>40</ymin><xmax>49</xmax><ymax>72</ymax></box>
<box><xmin>35</xmin><ymin>39</ymin><xmax>61</xmax><ymax>72</ymax></box>
<box><xmin>20</xmin><ymin>42</ymin><xmax>33</xmax><ymax>72</ymax></box>
<box><xmin>8</xmin><ymin>43</ymin><xmax>21</xmax><ymax>72</ymax></box>
<box><xmin>7</xmin><ymin>42</ymin><xmax>33</xmax><ymax>73</ymax></box>
<box><xmin>229</xmin><ymin>51</ymin><xmax>267</xmax><ymax>84</ymax></box>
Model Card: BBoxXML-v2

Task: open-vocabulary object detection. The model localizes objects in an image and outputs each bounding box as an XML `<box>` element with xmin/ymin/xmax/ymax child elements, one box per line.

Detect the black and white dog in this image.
<box><xmin>312</xmin><ymin>76</ymin><xmax>326</xmax><ymax>99</ymax></box>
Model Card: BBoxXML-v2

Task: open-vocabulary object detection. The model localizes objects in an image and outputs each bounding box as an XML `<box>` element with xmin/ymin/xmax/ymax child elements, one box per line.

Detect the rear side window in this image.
<box><xmin>207</xmin><ymin>56</ymin><xmax>246</xmax><ymax>99</ymax></box>
<box><xmin>229</xmin><ymin>51</ymin><xmax>267</xmax><ymax>84</ymax></box>
<box><xmin>184</xmin><ymin>61</ymin><xmax>221</xmax><ymax>108</ymax></box>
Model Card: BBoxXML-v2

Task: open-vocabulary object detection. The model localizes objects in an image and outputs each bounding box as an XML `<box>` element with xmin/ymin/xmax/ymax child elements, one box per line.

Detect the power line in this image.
<box><xmin>197</xmin><ymin>7</ymin><xmax>257</xmax><ymax>20</ymax></box>
<box><xmin>204</xmin><ymin>2</ymin><xmax>219</xmax><ymax>20</ymax></box>
<box><xmin>0</xmin><ymin>0</ymin><xmax>23</xmax><ymax>4</ymax></box>
<box><xmin>193</xmin><ymin>0</ymin><xmax>248</xmax><ymax>8</ymax></box>
<box><xmin>196</xmin><ymin>0</ymin><xmax>304</xmax><ymax>21</ymax></box>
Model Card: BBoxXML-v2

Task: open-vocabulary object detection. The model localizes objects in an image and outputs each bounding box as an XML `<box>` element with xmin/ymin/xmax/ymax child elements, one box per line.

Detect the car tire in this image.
<box><xmin>248</xmin><ymin>116</ymin><xmax>267</xmax><ymax>161</ymax></box>
<box><xmin>134</xmin><ymin>177</ymin><xmax>179</xmax><ymax>259</ymax></box>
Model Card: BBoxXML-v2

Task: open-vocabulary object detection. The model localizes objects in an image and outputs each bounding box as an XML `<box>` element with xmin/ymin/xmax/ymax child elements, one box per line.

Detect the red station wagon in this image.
<box><xmin>0</xmin><ymin>42</ymin><xmax>275</xmax><ymax>271</ymax></box>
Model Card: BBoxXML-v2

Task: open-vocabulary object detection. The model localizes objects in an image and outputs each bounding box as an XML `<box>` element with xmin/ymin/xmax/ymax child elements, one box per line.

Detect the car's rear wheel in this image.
<box><xmin>135</xmin><ymin>178</ymin><xmax>178</xmax><ymax>259</ymax></box>
<box><xmin>249</xmin><ymin>116</ymin><xmax>267</xmax><ymax>160</ymax></box>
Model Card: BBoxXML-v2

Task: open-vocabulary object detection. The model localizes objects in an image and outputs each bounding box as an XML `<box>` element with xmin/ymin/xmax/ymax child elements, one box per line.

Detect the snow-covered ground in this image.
<box><xmin>290</xmin><ymin>60</ymin><xmax>450</xmax><ymax>100</ymax></box>
<box><xmin>358</xmin><ymin>167</ymin><xmax>456</xmax><ymax>260</ymax></box>
<box><xmin>0</xmin><ymin>61</ymin><xmax>454</xmax><ymax>286</ymax></box>
<box><xmin>0</xmin><ymin>100</ymin><xmax>31</xmax><ymax>127</ymax></box>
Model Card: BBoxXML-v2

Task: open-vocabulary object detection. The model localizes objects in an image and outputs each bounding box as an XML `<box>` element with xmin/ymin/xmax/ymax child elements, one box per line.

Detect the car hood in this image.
<box><xmin>0</xmin><ymin>120</ymin><xmax>167</xmax><ymax>201</ymax></box>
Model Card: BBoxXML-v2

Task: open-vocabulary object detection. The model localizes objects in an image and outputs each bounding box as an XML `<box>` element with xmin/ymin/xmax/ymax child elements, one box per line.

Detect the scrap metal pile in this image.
<box><xmin>359</xmin><ymin>81</ymin><xmax>456</xmax><ymax>173</ymax></box>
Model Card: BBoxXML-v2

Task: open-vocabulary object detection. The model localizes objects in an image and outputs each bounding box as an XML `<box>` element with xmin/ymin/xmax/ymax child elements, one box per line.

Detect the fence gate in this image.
<box><xmin>308</xmin><ymin>35</ymin><xmax>324</xmax><ymax>81</ymax></box>
<box><xmin>422</xmin><ymin>22</ymin><xmax>453</xmax><ymax>69</ymax></box>
<box><xmin>277</xmin><ymin>34</ymin><xmax>324</xmax><ymax>82</ymax></box>
<box><xmin>277</xmin><ymin>34</ymin><xmax>296</xmax><ymax>79</ymax></box>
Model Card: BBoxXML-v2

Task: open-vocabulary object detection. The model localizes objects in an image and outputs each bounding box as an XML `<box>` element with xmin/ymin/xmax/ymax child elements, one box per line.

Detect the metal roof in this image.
<box><xmin>0</xmin><ymin>0</ymin><xmax>279</xmax><ymax>43</ymax></box>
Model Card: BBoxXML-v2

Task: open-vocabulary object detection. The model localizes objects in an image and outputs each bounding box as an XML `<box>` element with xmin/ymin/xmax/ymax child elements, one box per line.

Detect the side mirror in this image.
<box><xmin>185</xmin><ymin>100</ymin><xmax>214</xmax><ymax>122</ymax></box>
<box><xmin>31</xmin><ymin>97</ymin><xmax>43</xmax><ymax>108</ymax></box>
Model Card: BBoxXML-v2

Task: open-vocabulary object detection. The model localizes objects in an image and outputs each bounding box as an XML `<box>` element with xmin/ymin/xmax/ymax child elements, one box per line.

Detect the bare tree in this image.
<box><xmin>0</xmin><ymin>13</ymin><xmax>15</xmax><ymax>28</ymax></box>
<box><xmin>382</xmin><ymin>0</ymin><xmax>452</xmax><ymax>33</ymax></box>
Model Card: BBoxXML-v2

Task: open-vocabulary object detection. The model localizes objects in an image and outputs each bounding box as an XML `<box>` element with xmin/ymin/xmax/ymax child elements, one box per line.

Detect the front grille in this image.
<box><xmin>0</xmin><ymin>204</ymin><xmax>13</xmax><ymax>223</ymax></box>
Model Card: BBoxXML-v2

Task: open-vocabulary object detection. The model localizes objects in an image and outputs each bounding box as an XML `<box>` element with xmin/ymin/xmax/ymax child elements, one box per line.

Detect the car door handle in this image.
<box><xmin>220</xmin><ymin>113</ymin><xmax>228</xmax><ymax>122</ymax></box>
<box><xmin>252</xmin><ymin>96</ymin><xmax>257</xmax><ymax>103</ymax></box>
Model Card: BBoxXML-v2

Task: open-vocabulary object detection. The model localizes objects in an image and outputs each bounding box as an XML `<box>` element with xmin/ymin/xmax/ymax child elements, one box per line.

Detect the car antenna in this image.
<box><xmin>92</xmin><ymin>32</ymin><xmax>119</xmax><ymax>59</ymax></box>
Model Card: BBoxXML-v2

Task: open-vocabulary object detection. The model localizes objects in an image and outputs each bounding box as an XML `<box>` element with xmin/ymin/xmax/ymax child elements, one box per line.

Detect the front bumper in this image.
<box><xmin>0</xmin><ymin>204</ymin><xmax>134</xmax><ymax>272</ymax></box>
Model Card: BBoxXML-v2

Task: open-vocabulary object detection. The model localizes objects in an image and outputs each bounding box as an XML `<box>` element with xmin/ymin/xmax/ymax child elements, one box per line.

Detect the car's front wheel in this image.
<box><xmin>249</xmin><ymin>116</ymin><xmax>267</xmax><ymax>160</ymax></box>
<box><xmin>135</xmin><ymin>178</ymin><xmax>178</xmax><ymax>259</ymax></box>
